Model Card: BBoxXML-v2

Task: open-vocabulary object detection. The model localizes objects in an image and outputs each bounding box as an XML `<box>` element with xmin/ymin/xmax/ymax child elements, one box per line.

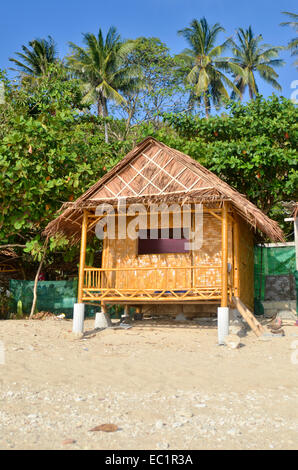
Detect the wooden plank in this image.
<box><xmin>232</xmin><ymin>296</ymin><xmax>264</xmax><ymax>337</ymax></box>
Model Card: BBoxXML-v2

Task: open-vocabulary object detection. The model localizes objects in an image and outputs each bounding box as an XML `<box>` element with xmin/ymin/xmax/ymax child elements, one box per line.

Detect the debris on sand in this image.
<box><xmin>89</xmin><ymin>424</ymin><xmax>119</xmax><ymax>432</ymax></box>
<box><xmin>62</xmin><ymin>439</ymin><xmax>76</xmax><ymax>445</ymax></box>
<box><xmin>224</xmin><ymin>334</ymin><xmax>241</xmax><ymax>349</ymax></box>
<box><xmin>271</xmin><ymin>328</ymin><xmax>285</xmax><ymax>336</ymax></box>
<box><xmin>30</xmin><ymin>311</ymin><xmax>57</xmax><ymax>320</ymax></box>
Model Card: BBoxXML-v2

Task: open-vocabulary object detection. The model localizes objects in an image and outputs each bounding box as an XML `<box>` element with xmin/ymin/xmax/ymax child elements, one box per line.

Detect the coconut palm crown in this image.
<box><xmin>280</xmin><ymin>11</ymin><xmax>298</xmax><ymax>69</ymax></box>
<box><xmin>230</xmin><ymin>27</ymin><xmax>284</xmax><ymax>99</ymax></box>
<box><xmin>177</xmin><ymin>17</ymin><xmax>242</xmax><ymax>117</ymax></box>
<box><xmin>67</xmin><ymin>27</ymin><xmax>142</xmax><ymax>141</ymax></box>
<box><xmin>9</xmin><ymin>36</ymin><xmax>58</xmax><ymax>79</ymax></box>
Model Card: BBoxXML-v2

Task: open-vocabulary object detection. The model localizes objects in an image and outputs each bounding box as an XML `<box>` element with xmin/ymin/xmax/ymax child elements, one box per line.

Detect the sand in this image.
<box><xmin>0</xmin><ymin>317</ymin><xmax>297</xmax><ymax>450</ymax></box>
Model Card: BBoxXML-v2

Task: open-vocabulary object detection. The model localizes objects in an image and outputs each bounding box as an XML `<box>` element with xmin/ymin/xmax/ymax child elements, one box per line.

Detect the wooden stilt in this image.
<box><xmin>233</xmin><ymin>217</ymin><xmax>240</xmax><ymax>298</ymax></box>
<box><xmin>124</xmin><ymin>305</ymin><xmax>129</xmax><ymax>318</ymax></box>
<box><xmin>221</xmin><ymin>202</ymin><xmax>229</xmax><ymax>307</ymax></box>
<box><xmin>78</xmin><ymin>210</ymin><xmax>88</xmax><ymax>304</ymax></box>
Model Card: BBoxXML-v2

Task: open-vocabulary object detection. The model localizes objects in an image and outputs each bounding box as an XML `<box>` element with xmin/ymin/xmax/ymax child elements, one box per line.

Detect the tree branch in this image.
<box><xmin>29</xmin><ymin>237</ymin><xmax>49</xmax><ymax>319</ymax></box>
<box><xmin>0</xmin><ymin>244</ymin><xmax>26</xmax><ymax>249</ymax></box>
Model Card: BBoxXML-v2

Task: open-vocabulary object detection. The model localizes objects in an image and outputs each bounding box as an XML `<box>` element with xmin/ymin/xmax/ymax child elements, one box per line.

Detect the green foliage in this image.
<box><xmin>162</xmin><ymin>95</ymin><xmax>298</xmax><ymax>233</ymax></box>
<box><xmin>176</xmin><ymin>17</ymin><xmax>242</xmax><ymax>116</ymax></box>
<box><xmin>16</xmin><ymin>300</ymin><xmax>23</xmax><ymax>318</ymax></box>
<box><xmin>0</xmin><ymin>22</ymin><xmax>297</xmax><ymax>275</ymax></box>
<box><xmin>118</xmin><ymin>37</ymin><xmax>183</xmax><ymax>126</ymax></box>
<box><xmin>67</xmin><ymin>27</ymin><xmax>141</xmax><ymax>142</ymax></box>
<box><xmin>9</xmin><ymin>36</ymin><xmax>58</xmax><ymax>81</ymax></box>
<box><xmin>0</xmin><ymin>64</ymin><xmax>130</xmax><ymax>263</ymax></box>
<box><xmin>230</xmin><ymin>27</ymin><xmax>284</xmax><ymax>98</ymax></box>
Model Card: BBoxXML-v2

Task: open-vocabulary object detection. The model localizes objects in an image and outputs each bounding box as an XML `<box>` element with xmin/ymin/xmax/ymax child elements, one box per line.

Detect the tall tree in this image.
<box><xmin>280</xmin><ymin>11</ymin><xmax>298</xmax><ymax>69</ymax></box>
<box><xmin>230</xmin><ymin>27</ymin><xmax>284</xmax><ymax>99</ymax></box>
<box><xmin>67</xmin><ymin>27</ymin><xmax>140</xmax><ymax>142</ymax></box>
<box><xmin>9</xmin><ymin>36</ymin><xmax>58</xmax><ymax>80</ymax></box>
<box><xmin>0</xmin><ymin>65</ymin><xmax>130</xmax><ymax>271</ymax></box>
<box><xmin>162</xmin><ymin>95</ymin><xmax>297</xmax><ymax>233</ymax></box>
<box><xmin>177</xmin><ymin>17</ymin><xmax>242</xmax><ymax>117</ymax></box>
<box><xmin>114</xmin><ymin>37</ymin><xmax>181</xmax><ymax>134</ymax></box>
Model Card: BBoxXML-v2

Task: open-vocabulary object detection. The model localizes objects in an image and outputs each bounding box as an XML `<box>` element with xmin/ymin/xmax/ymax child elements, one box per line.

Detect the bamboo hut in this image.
<box><xmin>45</xmin><ymin>137</ymin><xmax>283</xmax><ymax>338</ymax></box>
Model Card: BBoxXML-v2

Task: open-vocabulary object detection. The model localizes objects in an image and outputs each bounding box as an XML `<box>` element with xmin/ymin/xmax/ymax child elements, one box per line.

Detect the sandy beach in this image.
<box><xmin>0</xmin><ymin>317</ymin><xmax>297</xmax><ymax>450</ymax></box>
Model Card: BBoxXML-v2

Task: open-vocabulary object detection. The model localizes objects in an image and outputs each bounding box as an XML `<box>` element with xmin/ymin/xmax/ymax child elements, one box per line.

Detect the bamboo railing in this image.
<box><xmin>82</xmin><ymin>265</ymin><xmax>224</xmax><ymax>302</ymax></box>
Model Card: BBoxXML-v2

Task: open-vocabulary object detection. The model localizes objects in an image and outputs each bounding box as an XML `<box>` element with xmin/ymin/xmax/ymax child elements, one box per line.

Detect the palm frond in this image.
<box><xmin>230</xmin><ymin>26</ymin><xmax>284</xmax><ymax>98</ymax></box>
<box><xmin>67</xmin><ymin>26</ymin><xmax>141</xmax><ymax>117</ymax></box>
<box><xmin>9</xmin><ymin>36</ymin><xmax>57</xmax><ymax>78</ymax></box>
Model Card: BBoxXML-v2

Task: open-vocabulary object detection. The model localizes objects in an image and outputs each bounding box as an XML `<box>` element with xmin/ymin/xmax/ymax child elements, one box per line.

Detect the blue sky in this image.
<box><xmin>1</xmin><ymin>0</ymin><xmax>297</xmax><ymax>100</ymax></box>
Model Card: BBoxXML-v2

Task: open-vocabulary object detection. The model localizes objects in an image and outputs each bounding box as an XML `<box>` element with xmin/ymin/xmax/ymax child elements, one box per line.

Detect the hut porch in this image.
<box><xmin>78</xmin><ymin>203</ymin><xmax>235</xmax><ymax>307</ymax></box>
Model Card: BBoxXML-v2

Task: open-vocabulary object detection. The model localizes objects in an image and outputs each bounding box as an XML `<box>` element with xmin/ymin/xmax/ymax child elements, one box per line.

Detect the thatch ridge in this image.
<box><xmin>44</xmin><ymin>137</ymin><xmax>284</xmax><ymax>242</ymax></box>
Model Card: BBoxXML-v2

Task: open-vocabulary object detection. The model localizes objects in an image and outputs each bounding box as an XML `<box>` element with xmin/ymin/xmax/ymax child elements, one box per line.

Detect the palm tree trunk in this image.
<box><xmin>204</xmin><ymin>93</ymin><xmax>209</xmax><ymax>119</ymax></box>
<box><xmin>97</xmin><ymin>95</ymin><xmax>109</xmax><ymax>143</ymax></box>
<box><xmin>125</xmin><ymin>95</ymin><xmax>138</xmax><ymax>137</ymax></box>
<box><xmin>102</xmin><ymin>97</ymin><xmax>109</xmax><ymax>144</ymax></box>
<box><xmin>97</xmin><ymin>99</ymin><xmax>103</xmax><ymax>116</ymax></box>
<box><xmin>248</xmin><ymin>85</ymin><xmax>254</xmax><ymax>100</ymax></box>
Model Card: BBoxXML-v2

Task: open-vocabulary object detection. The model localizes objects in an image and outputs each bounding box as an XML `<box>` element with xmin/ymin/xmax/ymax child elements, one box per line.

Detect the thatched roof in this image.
<box><xmin>44</xmin><ymin>137</ymin><xmax>284</xmax><ymax>242</ymax></box>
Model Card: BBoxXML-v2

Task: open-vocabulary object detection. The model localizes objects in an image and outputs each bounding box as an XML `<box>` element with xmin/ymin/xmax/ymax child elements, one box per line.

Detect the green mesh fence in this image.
<box><xmin>9</xmin><ymin>279</ymin><xmax>95</xmax><ymax>318</ymax></box>
<box><xmin>8</xmin><ymin>246</ymin><xmax>297</xmax><ymax>318</ymax></box>
<box><xmin>8</xmin><ymin>279</ymin><xmax>123</xmax><ymax>318</ymax></box>
<box><xmin>254</xmin><ymin>245</ymin><xmax>296</xmax><ymax>314</ymax></box>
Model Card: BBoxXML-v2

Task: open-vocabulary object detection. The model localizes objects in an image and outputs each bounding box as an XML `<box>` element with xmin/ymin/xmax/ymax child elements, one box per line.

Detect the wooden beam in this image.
<box><xmin>233</xmin><ymin>297</ymin><xmax>264</xmax><ymax>337</ymax></box>
<box><xmin>77</xmin><ymin>210</ymin><xmax>88</xmax><ymax>303</ymax></box>
<box><xmin>221</xmin><ymin>202</ymin><xmax>229</xmax><ymax>307</ymax></box>
<box><xmin>87</xmin><ymin>214</ymin><xmax>108</xmax><ymax>232</ymax></box>
<box><xmin>207</xmin><ymin>210</ymin><xmax>222</xmax><ymax>222</ymax></box>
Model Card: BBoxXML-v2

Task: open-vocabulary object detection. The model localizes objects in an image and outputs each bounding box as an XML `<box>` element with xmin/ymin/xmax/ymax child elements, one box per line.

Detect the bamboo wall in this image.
<box><xmin>237</xmin><ymin>216</ymin><xmax>254</xmax><ymax>309</ymax></box>
<box><xmin>101</xmin><ymin>211</ymin><xmax>233</xmax><ymax>292</ymax></box>
<box><xmin>102</xmin><ymin>215</ymin><xmax>191</xmax><ymax>290</ymax></box>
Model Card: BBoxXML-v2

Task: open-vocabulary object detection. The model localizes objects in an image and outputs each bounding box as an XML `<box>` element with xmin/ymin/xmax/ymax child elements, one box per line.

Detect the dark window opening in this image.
<box><xmin>138</xmin><ymin>228</ymin><xmax>189</xmax><ymax>255</ymax></box>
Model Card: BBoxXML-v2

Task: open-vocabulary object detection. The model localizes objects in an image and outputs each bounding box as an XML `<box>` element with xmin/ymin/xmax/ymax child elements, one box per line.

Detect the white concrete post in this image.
<box><xmin>94</xmin><ymin>309</ymin><xmax>111</xmax><ymax>329</ymax></box>
<box><xmin>217</xmin><ymin>307</ymin><xmax>229</xmax><ymax>345</ymax></box>
<box><xmin>73</xmin><ymin>303</ymin><xmax>85</xmax><ymax>334</ymax></box>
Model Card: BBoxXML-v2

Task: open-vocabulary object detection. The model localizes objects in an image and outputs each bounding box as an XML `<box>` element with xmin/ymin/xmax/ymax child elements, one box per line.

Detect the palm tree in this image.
<box><xmin>177</xmin><ymin>18</ymin><xmax>242</xmax><ymax>117</ymax></box>
<box><xmin>67</xmin><ymin>27</ymin><xmax>141</xmax><ymax>142</ymax></box>
<box><xmin>280</xmin><ymin>11</ymin><xmax>298</xmax><ymax>68</ymax></box>
<box><xmin>9</xmin><ymin>36</ymin><xmax>58</xmax><ymax>80</ymax></box>
<box><xmin>230</xmin><ymin>27</ymin><xmax>284</xmax><ymax>99</ymax></box>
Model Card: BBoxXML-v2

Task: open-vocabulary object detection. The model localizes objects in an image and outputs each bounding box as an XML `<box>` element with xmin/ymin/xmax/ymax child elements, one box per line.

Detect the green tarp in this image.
<box><xmin>254</xmin><ymin>245</ymin><xmax>296</xmax><ymax>314</ymax></box>
<box><xmin>254</xmin><ymin>245</ymin><xmax>296</xmax><ymax>301</ymax></box>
